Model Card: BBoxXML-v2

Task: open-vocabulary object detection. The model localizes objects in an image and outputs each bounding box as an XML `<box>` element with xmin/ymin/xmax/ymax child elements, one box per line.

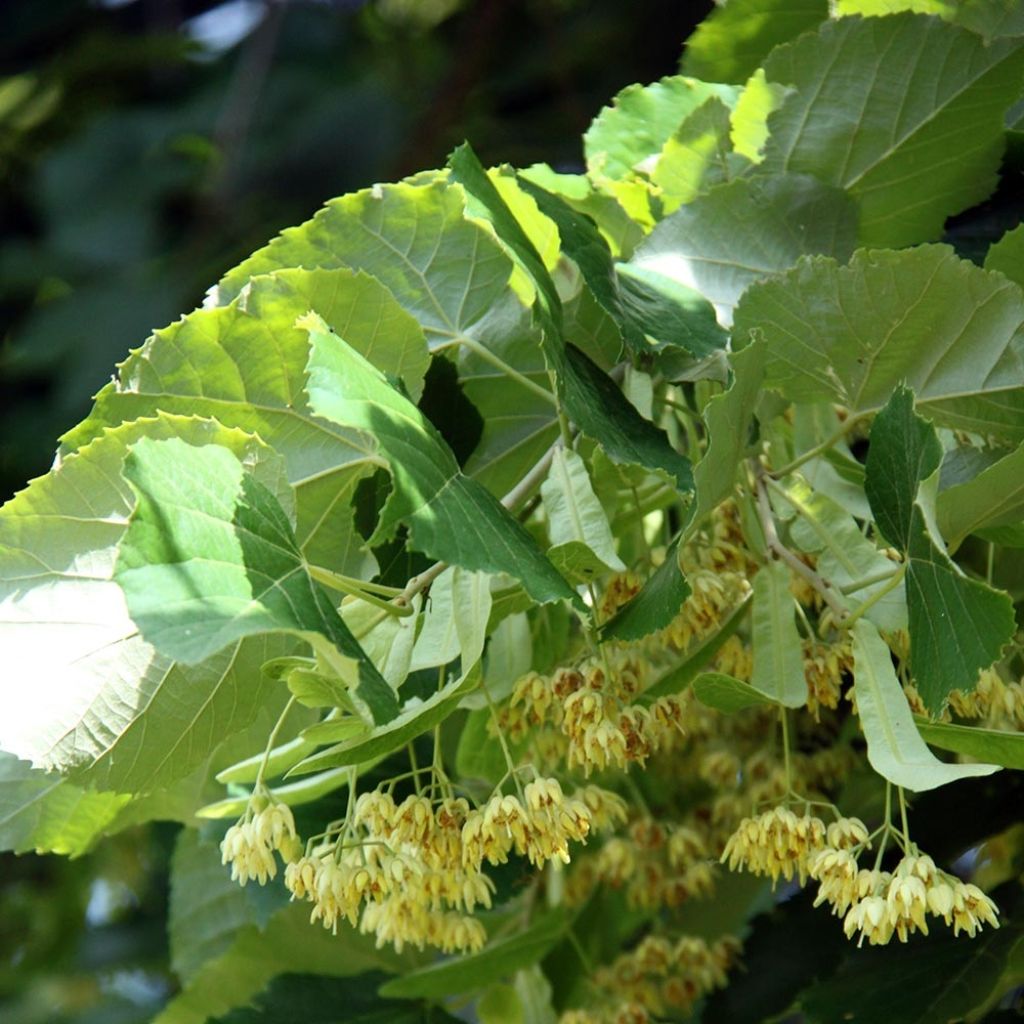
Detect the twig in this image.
<box><xmin>753</xmin><ymin>460</ymin><xmax>848</xmax><ymax>621</ymax></box>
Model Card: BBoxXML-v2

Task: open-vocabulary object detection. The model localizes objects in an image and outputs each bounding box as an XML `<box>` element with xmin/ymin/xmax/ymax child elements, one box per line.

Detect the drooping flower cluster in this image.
<box><xmin>497</xmin><ymin>651</ymin><xmax>690</xmax><ymax>774</ymax></box>
<box><xmin>803</xmin><ymin>638</ymin><xmax>853</xmax><ymax>718</ymax></box>
<box><xmin>568</xmin><ymin>818</ymin><xmax>717</xmax><ymax>911</ymax></box>
<box><xmin>220</xmin><ymin>801</ymin><xmax>300</xmax><ymax>885</ymax></box>
<box><xmin>948</xmin><ymin>667</ymin><xmax>1024</xmax><ymax>726</ymax></box>
<box><xmin>811</xmin><ymin>847</ymin><xmax>1000</xmax><ymax>945</ymax></box>
<box><xmin>559</xmin><ymin>933</ymin><xmax>740</xmax><ymax>1024</ymax></box>
<box><xmin>276</xmin><ymin>778</ymin><xmax>620</xmax><ymax>954</ymax></box>
<box><xmin>661</xmin><ymin>568</ymin><xmax>751</xmax><ymax>651</ymax></box>
<box><xmin>721</xmin><ymin>807</ymin><xmax>828</xmax><ymax>885</ymax></box>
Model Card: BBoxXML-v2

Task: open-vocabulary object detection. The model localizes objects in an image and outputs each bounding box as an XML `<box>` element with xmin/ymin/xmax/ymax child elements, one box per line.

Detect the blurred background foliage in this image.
<box><xmin>0</xmin><ymin>1</ymin><xmax>712</xmax><ymax>1020</ymax></box>
<box><xmin>0</xmin><ymin>0</ymin><xmax>710</xmax><ymax>505</ymax></box>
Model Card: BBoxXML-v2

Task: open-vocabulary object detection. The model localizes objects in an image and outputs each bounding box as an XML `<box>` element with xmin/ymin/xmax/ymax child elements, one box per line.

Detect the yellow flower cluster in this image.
<box><xmin>462</xmin><ymin>778</ymin><xmax>592</xmax><ymax>867</ymax></box>
<box><xmin>949</xmin><ymin>668</ymin><xmax>1024</xmax><ymax>726</ymax></box>
<box><xmin>721</xmin><ymin>807</ymin><xmax>828</xmax><ymax>885</ymax></box>
<box><xmin>569</xmin><ymin>819</ymin><xmax>716</xmax><ymax>910</ymax></box>
<box><xmin>661</xmin><ymin>568</ymin><xmax>750</xmax><ymax>651</ymax></box>
<box><xmin>562</xmin><ymin>689</ymin><xmax>686</xmax><ymax>772</ymax></box>
<box><xmin>562</xmin><ymin>933</ymin><xmax>740</xmax><ymax>1023</ymax></box>
<box><xmin>811</xmin><ymin>848</ymin><xmax>1000</xmax><ymax>945</ymax></box>
<box><xmin>687</xmin><ymin>498</ymin><xmax>758</xmax><ymax>577</ymax></box>
<box><xmin>803</xmin><ymin>638</ymin><xmax>853</xmax><ymax>718</ymax></box>
<box><xmin>278</xmin><ymin>778</ymin><xmax>617</xmax><ymax>954</ymax></box>
<box><xmin>598</xmin><ymin>570</ymin><xmax>644</xmax><ymax>620</ymax></box>
<box><xmin>711</xmin><ymin>634</ymin><xmax>754</xmax><ymax>681</ymax></box>
<box><xmin>220</xmin><ymin>802</ymin><xmax>299</xmax><ymax>885</ymax></box>
<box><xmin>497</xmin><ymin>653</ymin><xmax>688</xmax><ymax>774</ymax></box>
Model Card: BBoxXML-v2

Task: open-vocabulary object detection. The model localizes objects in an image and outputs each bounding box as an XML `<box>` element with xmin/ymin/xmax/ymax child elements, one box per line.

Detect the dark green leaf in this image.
<box><xmin>561</xmin><ymin>345</ymin><xmax>693</xmax><ymax>492</ymax></box>
<box><xmin>686</xmin><ymin>341</ymin><xmax>766</xmax><ymax>537</ymax></box>
<box><xmin>801</xmin><ymin>884</ymin><xmax>1024</xmax><ymax>1024</ymax></box>
<box><xmin>378</xmin><ymin>911</ymin><xmax>568</xmax><ymax>999</ymax></box>
<box><xmin>863</xmin><ymin>385</ymin><xmax>942</xmax><ymax>550</ymax></box>
<box><xmin>601</xmin><ymin>540</ymin><xmax>690</xmax><ymax>642</ymax></box>
<box><xmin>865</xmin><ymin>387</ymin><xmax>1016</xmax><ymax>711</ymax></box>
<box><xmin>211</xmin><ymin>973</ymin><xmax>459</xmax><ymax>1024</ymax></box>
<box><xmin>914</xmin><ymin>716</ymin><xmax>1024</xmax><ymax>771</ymax></box>
<box><xmin>155</xmin><ymin>903</ymin><xmax>408</xmax><ymax>1024</ymax></box>
<box><xmin>303</xmin><ymin>315</ymin><xmax>576</xmax><ymax>607</ymax></box>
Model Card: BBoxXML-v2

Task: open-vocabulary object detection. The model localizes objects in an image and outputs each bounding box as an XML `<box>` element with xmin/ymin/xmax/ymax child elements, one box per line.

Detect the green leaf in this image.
<box><xmin>762</xmin><ymin>14</ymin><xmax>1024</xmax><ymax>246</ymax></box>
<box><xmin>865</xmin><ymin>387</ymin><xmax>1016</xmax><ymax>711</ymax></box>
<box><xmin>0</xmin><ymin>753</ymin><xmax>129</xmax><ymax>857</ymax></box>
<box><xmin>583</xmin><ymin>75</ymin><xmax>738</xmax><ymax>179</ymax></box>
<box><xmin>216</xmin><ymin>180</ymin><xmax>524</xmax><ymax>353</ymax></box>
<box><xmin>730</xmin><ymin>69</ymin><xmax>790</xmax><ymax>163</ymax></box>
<box><xmin>952</xmin><ymin>0</ymin><xmax>1024</xmax><ymax>39</ymax></box>
<box><xmin>303</xmin><ymin>314</ymin><xmax>576</xmax><ymax>607</ymax></box>
<box><xmin>114</xmin><ymin>436</ymin><xmax>399</xmax><ymax>725</ymax></box>
<box><xmin>541</xmin><ymin>447</ymin><xmax>624</xmax><ymax>578</ymax></box>
<box><xmin>681</xmin><ymin>0</ymin><xmax>829</xmax><ymax>85</ymax></box>
<box><xmin>449</xmin><ymin>144</ymin><xmax>562</xmax><ymax>324</ymax></box>
<box><xmin>686</xmin><ymin>341</ymin><xmax>766</xmax><ymax>538</ymax></box>
<box><xmin>378</xmin><ymin>911</ymin><xmax>568</xmax><ymax>999</ymax></box>
<box><xmin>341</xmin><ymin>594</ymin><xmax>420</xmax><ymax>690</ymax></box>
<box><xmin>601</xmin><ymin>540</ymin><xmax>691</xmax><ymax>642</ymax></box>
<box><xmin>518</xmin><ymin>163</ymin><xmax>644</xmax><ymax>258</ymax></box>
<box><xmin>693</xmin><ymin>672</ymin><xmax>777</xmax><ymax>713</ymax></box>
<box><xmin>736</xmin><ymin>246</ymin><xmax>1024</xmax><ymax>440</ymax></box>
<box><xmin>783</xmin><ymin>477</ymin><xmax>907</xmax><ymax>631</ymax></box>
<box><xmin>834</xmin><ymin>0</ymin><xmax>952</xmax><ymax>13</ymax></box>
<box><xmin>913</xmin><ymin>717</ymin><xmax>1024</xmax><ymax>771</ymax></box>
<box><xmin>651</xmin><ymin>97</ymin><xmax>738</xmax><ymax>212</ymax></box>
<box><xmin>629</xmin><ymin>174</ymin><xmax>857</xmax><ymax>326</ymax></box>
<box><xmin>985</xmin><ymin>223</ymin><xmax>1024</xmax><ymax>289</ymax></box>
<box><xmin>750</xmin><ymin>561</ymin><xmax>806</xmax><ymax>708</ymax></box>
<box><xmin>520</xmin><ymin>169</ymin><xmax>728</xmax><ymax>362</ymax></box>
<box><xmin>409</xmin><ymin>567</ymin><xmax>492</xmax><ymax>672</ymax></box>
<box><xmin>210</xmin><ymin>974</ymin><xmax>460</xmax><ymax>1024</ymax></box>
<box><xmin>936</xmin><ymin>440</ymin><xmax>1024</xmax><ymax>548</ymax></box>
<box><xmin>478</xmin><ymin>984</ymin><xmax>524</xmax><ymax>1024</ymax></box>
<box><xmin>0</xmin><ymin>414</ymin><xmax>299</xmax><ymax>792</ymax></box>
<box><xmin>154</xmin><ymin>902</ymin><xmax>407</xmax><ymax>1024</ymax></box>
<box><xmin>614</xmin><ymin>264</ymin><xmax>729</xmax><ymax>362</ymax></box>
<box><xmin>290</xmin><ymin>665</ymin><xmax>481</xmax><ymax>775</ymax></box>
<box><xmin>169</xmin><ymin>830</ymin><xmax>286</xmax><ymax>984</ymax></box>
<box><xmin>850</xmin><ymin>620</ymin><xmax>999</xmax><ymax>792</ymax></box>
<box><xmin>459</xmin><ymin>329</ymin><xmax>560</xmax><ymax>500</ymax></box>
<box><xmin>63</xmin><ymin>268</ymin><xmax>431</xmax><ymax>579</ymax></box>
<box><xmin>449</xmin><ymin>146</ymin><xmax>694</xmax><ymax>494</ymax></box>
<box><xmin>639</xmin><ymin>596</ymin><xmax>753</xmax><ymax>704</ymax></box>
<box><xmin>561</xmin><ymin>345</ymin><xmax>694</xmax><ymax>492</ymax></box>
<box><xmin>903</xmin><ymin>532</ymin><xmax>1016</xmax><ymax>713</ymax></box>
<box><xmin>801</xmin><ymin>881</ymin><xmax>1023</xmax><ymax>1024</ymax></box>
<box><xmin>455</xmin><ymin>708</ymin><xmax>520</xmax><ymax>785</ymax></box>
